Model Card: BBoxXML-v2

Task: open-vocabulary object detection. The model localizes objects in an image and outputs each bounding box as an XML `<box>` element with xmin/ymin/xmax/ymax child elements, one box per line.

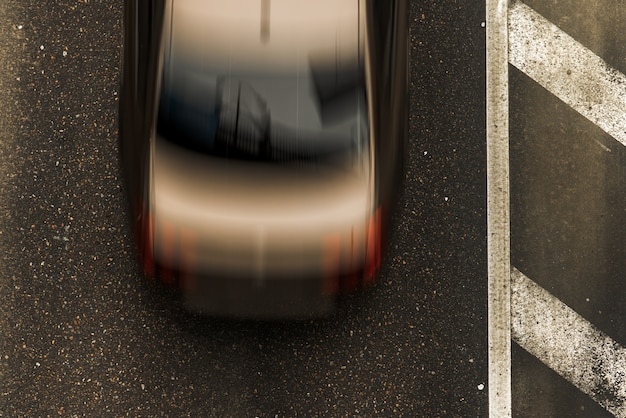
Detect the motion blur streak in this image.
<box><xmin>179</xmin><ymin>228</ymin><xmax>197</xmax><ymax>290</ymax></box>
<box><xmin>140</xmin><ymin>203</ymin><xmax>155</xmax><ymax>277</ymax></box>
<box><xmin>364</xmin><ymin>206</ymin><xmax>382</xmax><ymax>283</ymax></box>
<box><xmin>260</xmin><ymin>0</ymin><xmax>270</xmax><ymax>43</ymax></box>
<box><xmin>159</xmin><ymin>220</ymin><xmax>175</xmax><ymax>284</ymax></box>
<box><xmin>323</xmin><ymin>234</ymin><xmax>341</xmax><ymax>296</ymax></box>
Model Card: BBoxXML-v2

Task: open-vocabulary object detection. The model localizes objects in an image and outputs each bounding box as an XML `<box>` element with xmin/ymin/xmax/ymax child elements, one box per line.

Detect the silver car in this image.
<box><xmin>119</xmin><ymin>0</ymin><xmax>408</xmax><ymax>317</ymax></box>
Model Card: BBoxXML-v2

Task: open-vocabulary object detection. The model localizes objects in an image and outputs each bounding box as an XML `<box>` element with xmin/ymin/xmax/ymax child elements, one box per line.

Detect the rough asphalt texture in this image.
<box><xmin>0</xmin><ymin>1</ymin><xmax>487</xmax><ymax>416</ymax></box>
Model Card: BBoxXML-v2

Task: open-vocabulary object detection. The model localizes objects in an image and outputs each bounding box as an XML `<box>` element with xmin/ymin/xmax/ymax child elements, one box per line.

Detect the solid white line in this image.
<box><xmin>486</xmin><ymin>0</ymin><xmax>511</xmax><ymax>416</ymax></box>
<box><xmin>509</xmin><ymin>0</ymin><xmax>626</xmax><ymax>147</ymax></box>
<box><xmin>511</xmin><ymin>268</ymin><xmax>626</xmax><ymax>417</ymax></box>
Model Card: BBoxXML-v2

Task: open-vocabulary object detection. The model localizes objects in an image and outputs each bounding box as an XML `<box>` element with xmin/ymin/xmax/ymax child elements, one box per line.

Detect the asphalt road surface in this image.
<box><xmin>0</xmin><ymin>1</ymin><xmax>487</xmax><ymax>416</ymax></box>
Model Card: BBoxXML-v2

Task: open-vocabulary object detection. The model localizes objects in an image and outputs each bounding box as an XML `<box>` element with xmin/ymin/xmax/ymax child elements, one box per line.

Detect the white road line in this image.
<box><xmin>486</xmin><ymin>0</ymin><xmax>511</xmax><ymax>416</ymax></box>
<box><xmin>511</xmin><ymin>268</ymin><xmax>626</xmax><ymax>417</ymax></box>
<box><xmin>509</xmin><ymin>0</ymin><xmax>626</xmax><ymax>147</ymax></box>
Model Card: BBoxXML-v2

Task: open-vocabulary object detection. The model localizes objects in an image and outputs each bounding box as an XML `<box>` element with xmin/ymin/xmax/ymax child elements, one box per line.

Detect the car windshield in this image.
<box><xmin>156</xmin><ymin>0</ymin><xmax>369</xmax><ymax>168</ymax></box>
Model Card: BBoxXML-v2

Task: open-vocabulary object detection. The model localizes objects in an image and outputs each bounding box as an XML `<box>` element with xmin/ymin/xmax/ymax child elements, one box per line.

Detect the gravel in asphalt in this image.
<box><xmin>0</xmin><ymin>1</ymin><xmax>488</xmax><ymax>416</ymax></box>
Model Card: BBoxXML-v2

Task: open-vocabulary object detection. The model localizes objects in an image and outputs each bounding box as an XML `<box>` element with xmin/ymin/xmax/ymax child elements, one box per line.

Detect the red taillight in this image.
<box><xmin>343</xmin><ymin>227</ymin><xmax>360</xmax><ymax>292</ymax></box>
<box><xmin>363</xmin><ymin>206</ymin><xmax>382</xmax><ymax>285</ymax></box>
<box><xmin>137</xmin><ymin>201</ymin><xmax>197</xmax><ymax>289</ymax></box>
<box><xmin>160</xmin><ymin>220</ymin><xmax>175</xmax><ymax>284</ymax></box>
<box><xmin>323</xmin><ymin>206</ymin><xmax>383</xmax><ymax>294</ymax></box>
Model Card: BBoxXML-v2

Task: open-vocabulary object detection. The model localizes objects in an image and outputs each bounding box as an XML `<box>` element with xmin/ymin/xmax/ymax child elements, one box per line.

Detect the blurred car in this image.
<box><xmin>119</xmin><ymin>0</ymin><xmax>408</xmax><ymax>318</ymax></box>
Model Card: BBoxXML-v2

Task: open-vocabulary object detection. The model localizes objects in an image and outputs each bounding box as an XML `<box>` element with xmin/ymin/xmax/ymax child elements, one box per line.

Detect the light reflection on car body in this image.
<box><xmin>120</xmin><ymin>0</ymin><xmax>408</xmax><ymax>318</ymax></box>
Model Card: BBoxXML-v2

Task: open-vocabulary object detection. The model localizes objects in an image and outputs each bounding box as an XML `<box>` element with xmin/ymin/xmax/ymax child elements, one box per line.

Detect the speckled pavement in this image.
<box><xmin>0</xmin><ymin>1</ymin><xmax>488</xmax><ymax>416</ymax></box>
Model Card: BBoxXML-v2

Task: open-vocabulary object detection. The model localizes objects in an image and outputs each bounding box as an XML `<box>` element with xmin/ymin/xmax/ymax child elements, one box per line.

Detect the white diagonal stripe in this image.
<box><xmin>511</xmin><ymin>267</ymin><xmax>626</xmax><ymax>417</ymax></box>
<box><xmin>509</xmin><ymin>0</ymin><xmax>626</xmax><ymax>147</ymax></box>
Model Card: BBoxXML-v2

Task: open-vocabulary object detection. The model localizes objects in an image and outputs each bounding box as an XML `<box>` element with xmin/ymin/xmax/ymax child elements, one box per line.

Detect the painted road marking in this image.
<box><xmin>509</xmin><ymin>0</ymin><xmax>626</xmax><ymax>147</ymax></box>
<box><xmin>511</xmin><ymin>267</ymin><xmax>626</xmax><ymax>417</ymax></box>
<box><xmin>501</xmin><ymin>1</ymin><xmax>626</xmax><ymax>416</ymax></box>
<box><xmin>489</xmin><ymin>0</ymin><xmax>626</xmax><ymax>415</ymax></box>
<box><xmin>486</xmin><ymin>0</ymin><xmax>511</xmax><ymax>416</ymax></box>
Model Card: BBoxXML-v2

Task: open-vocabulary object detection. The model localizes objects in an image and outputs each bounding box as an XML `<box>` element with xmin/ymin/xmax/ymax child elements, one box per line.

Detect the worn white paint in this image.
<box><xmin>486</xmin><ymin>0</ymin><xmax>511</xmax><ymax>416</ymax></box>
<box><xmin>508</xmin><ymin>3</ymin><xmax>626</xmax><ymax>414</ymax></box>
<box><xmin>509</xmin><ymin>1</ymin><xmax>626</xmax><ymax>147</ymax></box>
<box><xmin>511</xmin><ymin>268</ymin><xmax>626</xmax><ymax>417</ymax></box>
